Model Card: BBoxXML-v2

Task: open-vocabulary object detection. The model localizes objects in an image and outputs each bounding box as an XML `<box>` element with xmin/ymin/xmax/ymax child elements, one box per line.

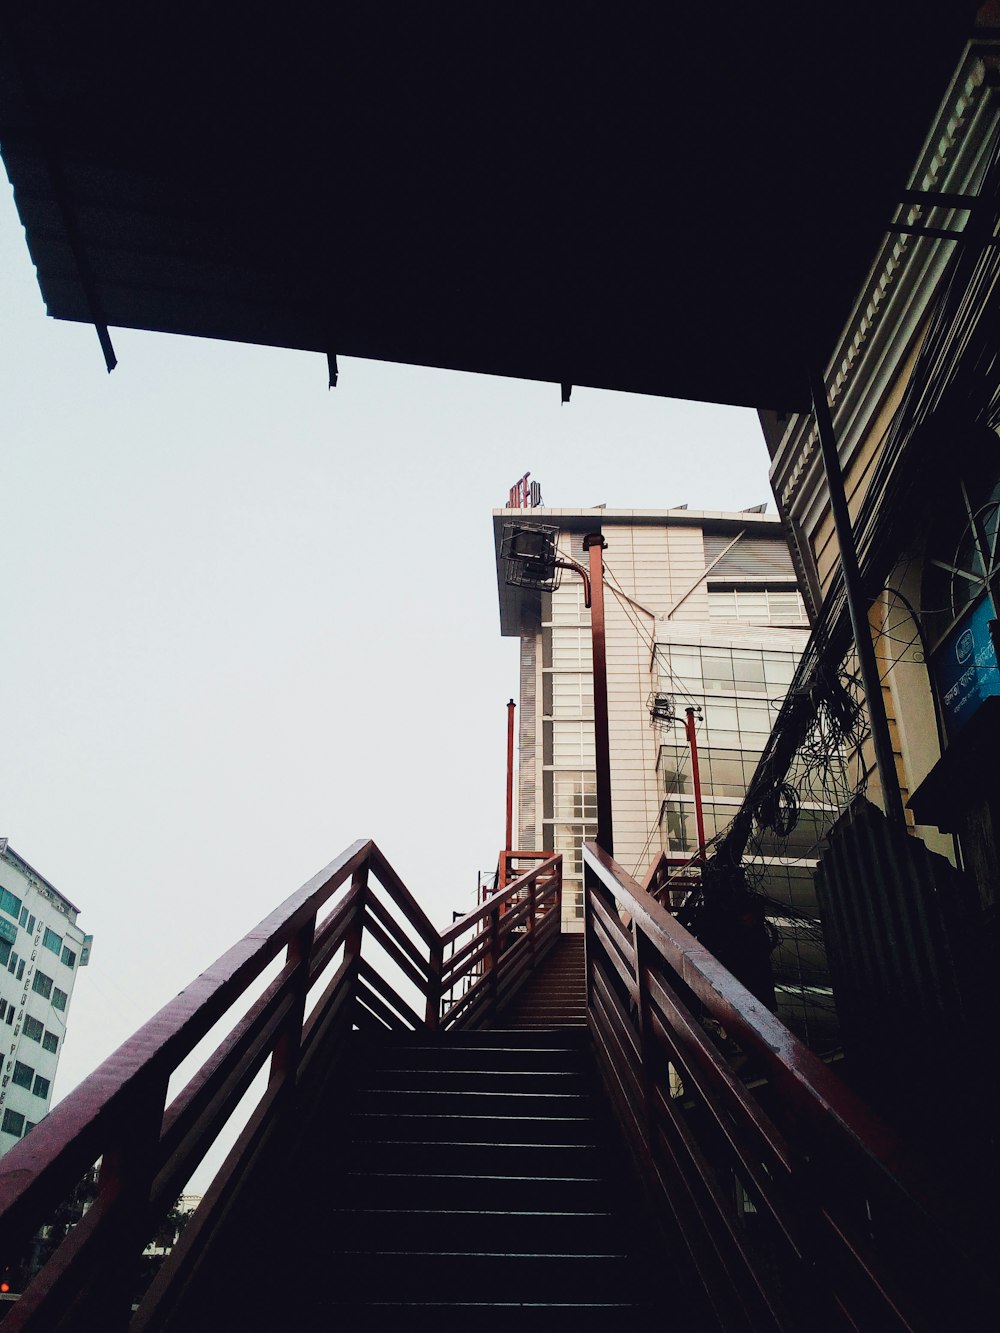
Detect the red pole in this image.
<box><xmin>685</xmin><ymin>706</ymin><xmax>708</xmax><ymax>862</ymax></box>
<box><xmin>584</xmin><ymin>534</ymin><xmax>613</xmax><ymax>857</ymax></box>
<box><xmin>505</xmin><ymin>698</ymin><xmax>516</xmax><ymax>853</ymax></box>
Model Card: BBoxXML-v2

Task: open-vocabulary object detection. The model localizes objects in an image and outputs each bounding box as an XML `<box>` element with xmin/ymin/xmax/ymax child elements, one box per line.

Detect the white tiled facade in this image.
<box><xmin>0</xmin><ymin>841</ymin><xmax>92</xmax><ymax>1154</ymax></box>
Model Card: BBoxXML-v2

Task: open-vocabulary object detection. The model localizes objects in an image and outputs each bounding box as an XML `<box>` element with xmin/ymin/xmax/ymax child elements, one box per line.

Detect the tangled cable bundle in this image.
<box><xmin>753</xmin><ymin>781</ymin><xmax>800</xmax><ymax>838</ymax></box>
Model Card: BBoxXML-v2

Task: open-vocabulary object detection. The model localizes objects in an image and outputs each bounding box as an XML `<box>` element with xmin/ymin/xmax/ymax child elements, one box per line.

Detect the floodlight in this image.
<box><xmin>501</xmin><ymin>523</ymin><xmax>562</xmax><ymax>591</ymax></box>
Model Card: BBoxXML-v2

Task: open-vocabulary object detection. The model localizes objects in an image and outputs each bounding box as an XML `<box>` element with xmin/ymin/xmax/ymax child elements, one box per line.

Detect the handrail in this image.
<box><xmin>439</xmin><ymin>856</ymin><xmax>562</xmax><ymax>1030</ymax></box>
<box><xmin>440</xmin><ymin>854</ymin><xmax>560</xmax><ymax>946</ymax></box>
<box><xmin>0</xmin><ymin>841</ymin><xmax>563</xmax><ymax>1331</ymax></box>
<box><xmin>582</xmin><ymin>840</ymin><xmax>988</xmax><ymax>1333</ymax></box>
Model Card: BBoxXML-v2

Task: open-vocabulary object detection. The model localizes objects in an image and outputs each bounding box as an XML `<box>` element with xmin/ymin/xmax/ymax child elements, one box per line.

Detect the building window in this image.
<box><xmin>23</xmin><ymin>1015</ymin><xmax>44</xmax><ymax>1043</ymax></box>
<box><xmin>545</xmin><ymin>671</ymin><xmax>594</xmax><ymax>717</ymax></box>
<box><xmin>0</xmin><ymin>1000</ymin><xmax>5</xmax><ymax>1019</ymax></box>
<box><xmin>708</xmin><ymin>588</ymin><xmax>808</xmax><ymax>625</ymax></box>
<box><xmin>548</xmin><ymin>626</ymin><xmax>593</xmax><ymax>669</ymax></box>
<box><xmin>32</xmin><ymin>971</ymin><xmax>53</xmax><ymax>1000</ymax></box>
<box><xmin>1</xmin><ymin>1109</ymin><xmax>25</xmax><ymax>1137</ymax></box>
<box><xmin>18</xmin><ymin>907</ymin><xmax>27</xmax><ymax>927</ymax></box>
<box><xmin>0</xmin><ymin>940</ymin><xmax>10</xmax><ymax>969</ymax></box>
<box><xmin>27</xmin><ymin>914</ymin><xmax>35</xmax><ymax>934</ymax></box>
<box><xmin>42</xmin><ymin>928</ymin><xmax>63</xmax><ymax>955</ymax></box>
<box><xmin>547</xmin><ymin>579</ymin><xmax>588</xmax><ymax>624</ymax></box>
<box><xmin>5</xmin><ymin>1006</ymin><xmax>13</xmax><ymax>1025</ymax></box>
<box><xmin>16</xmin><ymin>959</ymin><xmax>24</xmax><ymax>981</ymax></box>
<box><xmin>42</xmin><ymin>1031</ymin><xmax>58</xmax><ymax>1054</ymax></box>
<box><xmin>0</xmin><ymin>888</ymin><xmax>22</xmax><ymax>921</ymax></box>
<box><xmin>32</xmin><ymin>1075</ymin><xmax>50</xmax><ymax>1100</ymax></box>
<box><xmin>52</xmin><ymin>987</ymin><xmax>68</xmax><ymax>1012</ymax></box>
<box><xmin>12</xmin><ymin>1060</ymin><xmax>34</xmax><ymax>1090</ymax></box>
<box><xmin>7</xmin><ymin>951</ymin><xmax>18</xmax><ymax>975</ymax></box>
<box><xmin>550</xmin><ymin>771</ymin><xmax>598</xmax><ymax>822</ymax></box>
<box><xmin>544</xmin><ymin>719</ymin><xmax>596</xmax><ymax>766</ymax></box>
<box><xmin>61</xmin><ymin>947</ymin><xmax>77</xmax><ymax>969</ymax></box>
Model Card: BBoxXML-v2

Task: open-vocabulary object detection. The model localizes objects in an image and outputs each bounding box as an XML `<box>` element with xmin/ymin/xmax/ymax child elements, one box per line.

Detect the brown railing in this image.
<box><xmin>0</xmin><ymin>840</ymin><xmax>561</xmax><ymax>1332</ymax></box>
<box><xmin>440</xmin><ymin>855</ymin><xmax>561</xmax><ymax>1028</ymax></box>
<box><xmin>582</xmin><ymin>840</ymin><xmax>987</xmax><ymax>1333</ymax></box>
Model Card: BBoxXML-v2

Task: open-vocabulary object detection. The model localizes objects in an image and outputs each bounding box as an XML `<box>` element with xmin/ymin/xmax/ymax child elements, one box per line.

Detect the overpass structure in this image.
<box><xmin>0</xmin><ymin>841</ymin><xmax>986</xmax><ymax>1330</ymax></box>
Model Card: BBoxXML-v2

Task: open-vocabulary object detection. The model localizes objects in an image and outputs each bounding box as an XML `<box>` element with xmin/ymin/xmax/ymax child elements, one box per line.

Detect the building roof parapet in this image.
<box><xmin>492</xmin><ymin>507</ymin><xmax>795</xmax><ymax>637</ymax></box>
<box><xmin>0</xmin><ymin>840</ymin><xmax>81</xmax><ymax>918</ymax></box>
<box><xmin>492</xmin><ymin>506</ymin><xmax>783</xmax><ymax>530</ymax></box>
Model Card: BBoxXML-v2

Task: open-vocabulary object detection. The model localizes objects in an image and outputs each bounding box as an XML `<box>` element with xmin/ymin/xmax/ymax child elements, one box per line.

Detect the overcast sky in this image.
<box><xmin>0</xmin><ymin>173</ymin><xmax>774</xmax><ymax>1110</ymax></box>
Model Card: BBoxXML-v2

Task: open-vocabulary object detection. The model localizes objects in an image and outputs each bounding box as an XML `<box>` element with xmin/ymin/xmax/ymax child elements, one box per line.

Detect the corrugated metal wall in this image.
<box><xmin>815</xmin><ymin>799</ymin><xmax>984</xmax><ymax>1089</ymax></box>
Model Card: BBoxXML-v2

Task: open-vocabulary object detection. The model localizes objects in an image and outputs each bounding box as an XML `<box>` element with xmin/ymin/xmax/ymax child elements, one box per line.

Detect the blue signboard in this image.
<box><xmin>932</xmin><ymin>593</ymin><xmax>1000</xmax><ymax>737</ymax></box>
<box><xmin>0</xmin><ymin>917</ymin><xmax>15</xmax><ymax>946</ymax></box>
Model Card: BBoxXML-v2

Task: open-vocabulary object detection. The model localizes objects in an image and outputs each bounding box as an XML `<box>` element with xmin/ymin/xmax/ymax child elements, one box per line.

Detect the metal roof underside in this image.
<box><xmin>0</xmin><ymin>3</ymin><xmax>983</xmax><ymax>412</ymax></box>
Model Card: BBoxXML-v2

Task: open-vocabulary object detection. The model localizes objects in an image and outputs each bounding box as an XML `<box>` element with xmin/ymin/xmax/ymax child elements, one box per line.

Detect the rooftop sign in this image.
<box><xmin>508</xmin><ymin>472</ymin><xmax>543</xmax><ymax>509</ymax></box>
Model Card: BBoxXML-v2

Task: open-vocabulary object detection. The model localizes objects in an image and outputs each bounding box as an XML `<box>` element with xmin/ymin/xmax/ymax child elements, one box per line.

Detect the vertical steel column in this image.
<box><xmin>685</xmin><ymin>706</ymin><xmax>708</xmax><ymax>862</ymax></box>
<box><xmin>584</xmin><ymin>533</ymin><xmax>614</xmax><ymax>856</ymax></box>
<box><xmin>505</xmin><ymin>698</ymin><xmax>516</xmax><ymax>852</ymax></box>
<box><xmin>811</xmin><ymin>371</ymin><xmax>905</xmax><ymax>827</ymax></box>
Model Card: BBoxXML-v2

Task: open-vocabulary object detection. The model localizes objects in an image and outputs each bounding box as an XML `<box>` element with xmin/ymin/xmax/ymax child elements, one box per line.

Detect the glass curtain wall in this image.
<box><xmin>656</xmin><ymin>640</ymin><xmax>840</xmax><ymax>1051</ymax></box>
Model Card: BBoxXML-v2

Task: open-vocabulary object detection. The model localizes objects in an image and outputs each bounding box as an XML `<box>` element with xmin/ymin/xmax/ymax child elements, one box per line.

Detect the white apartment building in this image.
<box><xmin>493</xmin><ymin>506</ymin><xmax>838</xmax><ymax>1051</ymax></box>
<box><xmin>0</xmin><ymin>840</ymin><xmax>92</xmax><ymax>1152</ymax></box>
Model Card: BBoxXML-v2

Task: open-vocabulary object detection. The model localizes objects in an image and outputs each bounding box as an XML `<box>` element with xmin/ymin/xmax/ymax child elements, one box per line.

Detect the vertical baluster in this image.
<box><xmin>89</xmin><ymin>1070</ymin><xmax>170</xmax><ymax>1331</ymax></box>
<box><xmin>344</xmin><ymin>866</ymin><xmax>368</xmax><ymax>1019</ymax></box>
<box><xmin>583</xmin><ymin>869</ymin><xmax>597</xmax><ymax>1016</ymax></box>
<box><xmin>631</xmin><ymin>924</ymin><xmax>657</xmax><ymax>1155</ymax></box>
<box><xmin>425</xmin><ymin>937</ymin><xmax>443</xmax><ymax>1032</ymax></box>
<box><xmin>488</xmin><ymin>901</ymin><xmax>501</xmax><ymax>1019</ymax></box>
<box><xmin>268</xmin><ymin>911</ymin><xmax>317</xmax><ymax>1097</ymax></box>
<box><xmin>528</xmin><ymin>870</ymin><xmax>537</xmax><ymax>970</ymax></box>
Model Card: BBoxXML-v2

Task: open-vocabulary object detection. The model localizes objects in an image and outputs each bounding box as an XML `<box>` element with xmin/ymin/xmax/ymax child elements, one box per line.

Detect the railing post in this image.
<box><xmin>583</xmin><ymin>868</ymin><xmax>596</xmax><ymax>1016</ymax></box>
<box><xmin>90</xmin><ymin>1071</ymin><xmax>170</xmax><ymax>1331</ymax></box>
<box><xmin>488</xmin><ymin>901</ymin><xmax>501</xmax><ymax>1018</ymax></box>
<box><xmin>268</xmin><ymin>911</ymin><xmax>317</xmax><ymax>1098</ymax></box>
<box><xmin>344</xmin><ymin>866</ymin><xmax>367</xmax><ymax>971</ymax></box>
<box><xmin>528</xmin><ymin>871</ymin><xmax>537</xmax><ymax>968</ymax></box>
<box><xmin>425</xmin><ymin>938</ymin><xmax>443</xmax><ymax>1032</ymax></box>
<box><xmin>631</xmin><ymin>924</ymin><xmax>657</xmax><ymax>1154</ymax></box>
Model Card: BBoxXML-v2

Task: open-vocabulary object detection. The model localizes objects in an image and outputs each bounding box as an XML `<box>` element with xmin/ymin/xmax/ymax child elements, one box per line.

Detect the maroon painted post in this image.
<box><xmin>425</xmin><ymin>938</ymin><xmax>443</xmax><ymax>1032</ymax></box>
<box><xmin>92</xmin><ymin>1072</ymin><xmax>170</xmax><ymax>1331</ymax></box>
<box><xmin>685</xmin><ymin>706</ymin><xmax>708</xmax><ymax>862</ymax></box>
<box><xmin>631</xmin><ymin>924</ymin><xmax>657</xmax><ymax>1149</ymax></box>
<box><xmin>528</xmin><ymin>872</ymin><xmax>537</xmax><ymax>966</ymax></box>
<box><xmin>268</xmin><ymin>913</ymin><xmax>317</xmax><ymax>1093</ymax></box>
<box><xmin>505</xmin><ymin>698</ymin><xmax>516</xmax><ymax>852</ymax></box>
<box><xmin>584</xmin><ymin>533</ymin><xmax>613</xmax><ymax>857</ymax></box>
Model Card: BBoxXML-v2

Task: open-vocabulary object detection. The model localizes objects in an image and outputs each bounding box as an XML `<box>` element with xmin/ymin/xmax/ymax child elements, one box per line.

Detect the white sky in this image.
<box><xmin>0</xmin><ymin>173</ymin><xmax>774</xmax><ymax>1107</ymax></box>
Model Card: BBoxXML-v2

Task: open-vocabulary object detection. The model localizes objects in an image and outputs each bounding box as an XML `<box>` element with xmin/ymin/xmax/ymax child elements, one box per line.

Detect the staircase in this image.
<box><xmin>3</xmin><ymin>839</ymin><xmax>984</xmax><ymax>1333</ymax></box>
<box><xmin>501</xmin><ymin>932</ymin><xmax>587</xmax><ymax>1027</ymax></box>
<box><xmin>294</xmin><ymin>1027</ymin><xmax>657</xmax><ymax>1328</ymax></box>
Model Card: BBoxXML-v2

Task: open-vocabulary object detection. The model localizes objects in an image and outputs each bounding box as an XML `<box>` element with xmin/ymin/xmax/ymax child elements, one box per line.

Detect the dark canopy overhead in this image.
<box><xmin>0</xmin><ymin>2</ymin><xmax>982</xmax><ymax>410</ymax></box>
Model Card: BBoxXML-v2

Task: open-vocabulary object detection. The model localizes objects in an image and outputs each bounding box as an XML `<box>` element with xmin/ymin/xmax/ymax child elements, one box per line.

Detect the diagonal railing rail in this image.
<box><xmin>582</xmin><ymin>840</ymin><xmax>991</xmax><ymax>1333</ymax></box>
<box><xmin>0</xmin><ymin>841</ymin><xmax>561</xmax><ymax>1332</ymax></box>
